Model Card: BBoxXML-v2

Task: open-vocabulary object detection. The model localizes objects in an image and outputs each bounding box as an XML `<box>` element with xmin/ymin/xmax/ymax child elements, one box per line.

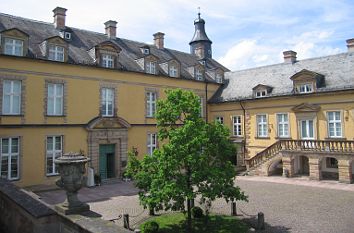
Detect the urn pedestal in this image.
<box><xmin>54</xmin><ymin>152</ymin><xmax>90</xmax><ymax>215</ymax></box>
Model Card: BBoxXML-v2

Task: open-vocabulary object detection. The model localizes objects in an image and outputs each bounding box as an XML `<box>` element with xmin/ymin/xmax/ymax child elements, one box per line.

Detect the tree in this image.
<box><xmin>126</xmin><ymin>89</ymin><xmax>247</xmax><ymax>231</ymax></box>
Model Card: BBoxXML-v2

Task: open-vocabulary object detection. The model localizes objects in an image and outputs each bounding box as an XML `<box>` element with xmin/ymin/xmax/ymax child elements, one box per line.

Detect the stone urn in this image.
<box><xmin>54</xmin><ymin>152</ymin><xmax>90</xmax><ymax>214</ymax></box>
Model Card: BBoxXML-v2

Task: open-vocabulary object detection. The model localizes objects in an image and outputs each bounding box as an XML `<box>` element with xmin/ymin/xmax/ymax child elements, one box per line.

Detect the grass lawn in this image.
<box><xmin>140</xmin><ymin>213</ymin><xmax>249</xmax><ymax>233</ymax></box>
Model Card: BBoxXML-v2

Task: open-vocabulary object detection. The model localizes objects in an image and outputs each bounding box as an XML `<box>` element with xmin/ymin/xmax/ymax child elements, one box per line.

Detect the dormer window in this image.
<box><xmin>252</xmin><ymin>84</ymin><xmax>272</xmax><ymax>98</ymax></box>
<box><xmin>196</xmin><ymin>69</ymin><xmax>203</xmax><ymax>80</ymax></box>
<box><xmin>64</xmin><ymin>32</ymin><xmax>71</xmax><ymax>40</ymax></box>
<box><xmin>169</xmin><ymin>65</ymin><xmax>178</xmax><ymax>77</ymax></box>
<box><xmin>143</xmin><ymin>48</ymin><xmax>150</xmax><ymax>55</ymax></box>
<box><xmin>256</xmin><ymin>90</ymin><xmax>267</xmax><ymax>98</ymax></box>
<box><xmin>146</xmin><ymin>61</ymin><xmax>156</xmax><ymax>74</ymax></box>
<box><xmin>4</xmin><ymin>38</ymin><xmax>23</xmax><ymax>56</ymax></box>
<box><xmin>102</xmin><ymin>54</ymin><xmax>114</xmax><ymax>68</ymax></box>
<box><xmin>298</xmin><ymin>83</ymin><xmax>313</xmax><ymax>93</ymax></box>
<box><xmin>48</xmin><ymin>45</ymin><xmax>64</xmax><ymax>62</ymax></box>
<box><xmin>290</xmin><ymin>69</ymin><xmax>324</xmax><ymax>94</ymax></box>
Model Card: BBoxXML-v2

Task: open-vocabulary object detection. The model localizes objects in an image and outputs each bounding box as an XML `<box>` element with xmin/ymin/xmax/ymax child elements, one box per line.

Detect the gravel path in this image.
<box><xmin>38</xmin><ymin>177</ymin><xmax>354</xmax><ymax>232</ymax></box>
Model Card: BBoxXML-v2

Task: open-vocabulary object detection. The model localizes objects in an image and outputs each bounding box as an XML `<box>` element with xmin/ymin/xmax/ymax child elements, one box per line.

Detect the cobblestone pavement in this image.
<box><xmin>38</xmin><ymin>177</ymin><xmax>354</xmax><ymax>232</ymax></box>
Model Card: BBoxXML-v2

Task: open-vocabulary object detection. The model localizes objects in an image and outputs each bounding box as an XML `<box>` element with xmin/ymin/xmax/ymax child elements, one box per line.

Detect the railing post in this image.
<box><xmin>123</xmin><ymin>214</ymin><xmax>130</xmax><ymax>229</ymax></box>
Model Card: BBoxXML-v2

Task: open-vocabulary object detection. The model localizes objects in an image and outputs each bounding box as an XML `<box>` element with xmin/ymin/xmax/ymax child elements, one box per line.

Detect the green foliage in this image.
<box><xmin>140</xmin><ymin>213</ymin><xmax>249</xmax><ymax>233</ymax></box>
<box><xmin>126</xmin><ymin>89</ymin><xmax>248</xmax><ymax>229</ymax></box>
<box><xmin>141</xmin><ymin>221</ymin><xmax>159</xmax><ymax>233</ymax></box>
<box><xmin>191</xmin><ymin>206</ymin><xmax>203</xmax><ymax>218</ymax></box>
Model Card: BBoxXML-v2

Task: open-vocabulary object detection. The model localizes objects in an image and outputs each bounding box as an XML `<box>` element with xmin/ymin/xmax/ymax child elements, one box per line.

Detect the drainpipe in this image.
<box><xmin>205</xmin><ymin>82</ymin><xmax>208</xmax><ymax>122</ymax></box>
<box><xmin>239</xmin><ymin>101</ymin><xmax>247</xmax><ymax>166</ymax></box>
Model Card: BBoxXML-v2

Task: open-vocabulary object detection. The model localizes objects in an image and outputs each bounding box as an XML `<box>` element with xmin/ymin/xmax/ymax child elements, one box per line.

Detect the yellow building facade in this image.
<box><xmin>0</xmin><ymin>8</ymin><xmax>223</xmax><ymax>187</ymax></box>
<box><xmin>1</xmin><ymin>7</ymin><xmax>354</xmax><ymax>188</ymax></box>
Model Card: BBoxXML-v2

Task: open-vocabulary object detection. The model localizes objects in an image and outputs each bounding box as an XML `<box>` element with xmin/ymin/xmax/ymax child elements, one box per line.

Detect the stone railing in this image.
<box><xmin>246</xmin><ymin>139</ymin><xmax>354</xmax><ymax>171</ymax></box>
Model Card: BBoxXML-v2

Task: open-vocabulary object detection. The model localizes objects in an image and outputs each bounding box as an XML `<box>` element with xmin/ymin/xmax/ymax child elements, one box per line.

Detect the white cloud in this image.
<box><xmin>218</xmin><ymin>39</ymin><xmax>281</xmax><ymax>70</ymax></box>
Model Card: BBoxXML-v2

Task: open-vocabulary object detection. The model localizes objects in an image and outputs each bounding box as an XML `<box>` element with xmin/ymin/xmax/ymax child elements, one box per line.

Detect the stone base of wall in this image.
<box><xmin>322</xmin><ymin>171</ymin><xmax>339</xmax><ymax>180</ymax></box>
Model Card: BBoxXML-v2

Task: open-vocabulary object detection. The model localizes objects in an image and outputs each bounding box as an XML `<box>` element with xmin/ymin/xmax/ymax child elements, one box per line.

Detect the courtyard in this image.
<box><xmin>37</xmin><ymin>176</ymin><xmax>354</xmax><ymax>233</ymax></box>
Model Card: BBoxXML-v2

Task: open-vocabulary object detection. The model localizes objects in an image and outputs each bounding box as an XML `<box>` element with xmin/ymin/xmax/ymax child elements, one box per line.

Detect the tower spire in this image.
<box><xmin>189</xmin><ymin>9</ymin><xmax>212</xmax><ymax>59</ymax></box>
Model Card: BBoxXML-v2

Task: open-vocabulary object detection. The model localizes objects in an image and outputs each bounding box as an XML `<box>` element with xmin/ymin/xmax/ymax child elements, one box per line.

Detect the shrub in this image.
<box><xmin>191</xmin><ymin>206</ymin><xmax>203</xmax><ymax>218</ymax></box>
<box><xmin>141</xmin><ymin>221</ymin><xmax>159</xmax><ymax>233</ymax></box>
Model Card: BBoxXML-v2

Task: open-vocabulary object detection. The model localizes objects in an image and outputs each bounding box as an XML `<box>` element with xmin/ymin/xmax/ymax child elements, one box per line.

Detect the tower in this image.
<box><xmin>189</xmin><ymin>12</ymin><xmax>212</xmax><ymax>59</ymax></box>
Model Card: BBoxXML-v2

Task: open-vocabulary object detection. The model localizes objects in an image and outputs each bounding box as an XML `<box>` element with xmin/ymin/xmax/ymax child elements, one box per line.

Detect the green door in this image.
<box><xmin>99</xmin><ymin>144</ymin><xmax>115</xmax><ymax>179</ymax></box>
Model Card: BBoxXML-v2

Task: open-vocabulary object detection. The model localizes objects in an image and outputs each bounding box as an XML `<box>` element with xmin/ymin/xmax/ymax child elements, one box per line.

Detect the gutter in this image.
<box><xmin>239</xmin><ymin>100</ymin><xmax>247</xmax><ymax>164</ymax></box>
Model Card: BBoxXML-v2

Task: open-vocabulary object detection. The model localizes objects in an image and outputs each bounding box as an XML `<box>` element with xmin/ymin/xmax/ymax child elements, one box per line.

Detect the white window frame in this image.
<box><xmin>143</xmin><ymin>48</ymin><xmax>150</xmax><ymax>55</ymax></box>
<box><xmin>300</xmin><ymin>119</ymin><xmax>315</xmax><ymax>139</ymax></box>
<box><xmin>48</xmin><ymin>45</ymin><xmax>64</xmax><ymax>62</ymax></box>
<box><xmin>101</xmin><ymin>88</ymin><xmax>114</xmax><ymax>117</ymax></box>
<box><xmin>196</xmin><ymin>69</ymin><xmax>203</xmax><ymax>80</ymax></box>
<box><xmin>146</xmin><ymin>61</ymin><xmax>156</xmax><ymax>74</ymax></box>
<box><xmin>146</xmin><ymin>92</ymin><xmax>157</xmax><ymax>117</ymax></box>
<box><xmin>257</xmin><ymin>114</ymin><xmax>268</xmax><ymax>137</ymax></box>
<box><xmin>147</xmin><ymin>133</ymin><xmax>157</xmax><ymax>156</ymax></box>
<box><xmin>4</xmin><ymin>38</ymin><xmax>23</xmax><ymax>56</ymax></box>
<box><xmin>47</xmin><ymin>83</ymin><xmax>64</xmax><ymax>116</ymax></box>
<box><xmin>46</xmin><ymin>136</ymin><xmax>62</xmax><ymax>176</ymax></box>
<box><xmin>232</xmin><ymin>116</ymin><xmax>242</xmax><ymax>136</ymax></box>
<box><xmin>255</xmin><ymin>90</ymin><xmax>267</xmax><ymax>98</ymax></box>
<box><xmin>102</xmin><ymin>54</ymin><xmax>114</xmax><ymax>68</ymax></box>
<box><xmin>64</xmin><ymin>32</ymin><xmax>71</xmax><ymax>40</ymax></box>
<box><xmin>298</xmin><ymin>83</ymin><xmax>313</xmax><ymax>93</ymax></box>
<box><xmin>215</xmin><ymin>116</ymin><xmax>224</xmax><ymax>125</ymax></box>
<box><xmin>277</xmin><ymin>113</ymin><xmax>289</xmax><ymax>138</ymax></box>
<box><xmin>327</xmin><ymin>111</ymin><xmax>342</xmax><ymax>138</ymax></box>
<box><xmin>169</xmin><ymin>65</ymin><xmax>178</xmax><ymax>77</ymax></box>
<box><xmin>2</xmin><ymin>80</ymin><xmax>21</xmax><ymax>115</ymax></box>
<box><xmin>0</xmin><ymin>137</ymin><xmax>20</xmax><ymax>180</ymax></box>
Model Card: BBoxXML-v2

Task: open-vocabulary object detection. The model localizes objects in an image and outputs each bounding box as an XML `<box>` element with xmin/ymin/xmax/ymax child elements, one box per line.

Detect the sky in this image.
<box><xmin>1</xmin><ymin>0</ymin><xmax>354</xmax><ymax>71</ymax></box>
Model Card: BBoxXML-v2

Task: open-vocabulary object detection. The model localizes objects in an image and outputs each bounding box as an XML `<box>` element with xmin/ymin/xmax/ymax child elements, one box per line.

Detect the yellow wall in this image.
<box><xmin>0</xmin><ymin>56</ymin><xmax>220</xmax><ymax>187</ymax></box>
<box><xmin>209</xmin><ymin>92</ymin><xmax>354</xmax><ymax>158</ymax></box>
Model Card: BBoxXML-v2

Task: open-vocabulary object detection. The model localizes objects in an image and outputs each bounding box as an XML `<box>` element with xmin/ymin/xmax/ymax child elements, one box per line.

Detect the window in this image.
<box><xmin>147</xmin><ymin>133</ymin><xmax>157</xmax><ymax>156</ymax></box>
<box><xmin>169</xmin><ymin>65</ymin><xmax>178</xmax><ymax>77</ymax></box>
<box><xmin>64</xmin><ymin>32</ymin><xmax>71</xmax><ymax>40</ymax></box>
<box><xmin>47</xmin><ymin>83</ymin><xmax>63</xmax><ymax>116</ymax></box>
<box><xmin>298</xmin><ymin>83</ymin><xmax>313</xmax><ymax>93</ymax></box>
<box><xmin>143</xmin><ymin>48</ymin><xmax>150</xmax><ymax>55</ymax></box>
<box><xmin>257</xmin><ymin>114</ymin><xmax>268</xmax><ymax>137</ymax></box>
<box><xmin>146</xmin><ymin>61</ymin><xmax>156</xmax><ymax>74</ymax></box>
<box><xmin>327</xmin><ymin>111</ymin><xmax>342</xmax><ymax>138</ymax></box>
<box><xmin>146</xmin><ymin>92</ymin><xmax>157</xmax><ymax>117</ymax></box>
<box><xmin>233</xmin><ymin>116</ymin><xmax>242</xmax><ymax>136</ymax></box>
<box><xmin>102</xmin><ymin>54</ymin><xmax>114</xmax><ymax>68</ymax></box>
<box><xmin>101</xmin><ymin>88</ymin><xmax>114</xmax><ymax>117</ymax></box>
<box><xmin>46</xmin><ymin>136</ymin><xmax>62</xmax><ymax>175</ymax></box>
<box><xmin>4</xmin><ymin>38</ymin><xmax>23</xmax><ymax>56</ymax></box>
<box><xmin>256</xmin><ymin>90</ymin><xmax>267</xmax><ymax>98</ymax></box>
<box><xmin>300</xmin><ymin>120</ymin><xmax>314</xmax><ymax>139</ymax></box>
<box><xmin>277</xmin><ymin>113</ymin><xmax>289</xmax><ymax>138</ymax></box>
<box><xmin>0</xmin><ymin>137</ymin><xmax>19</xmax><ymax>180</ymax></box>
<box><xmin>216</xmin><ymin>73</ymin><xmax>223</xmax><ymax>83</ymax></box>
<box><xmin>215</xmin><ymin>116</ymin><xmax>224</xmax><ymax>124</ymax></box>
<box><xmin>196</xmin><ymin>69</ymin><xmax>203</xmax><ymax>80</ymax></box>
<box><xmin>2</xmin><ymin>80</ymin><xmax>21</xmax><ymax>115</ymax></box>
<box><xmin>326</xmin><ymin>157</ymin><xmax>338</xmax><ymax>169</ymax></box>
<box><xmin>48</xmin><ymin>45</ymin><xmax>64</xmax><ymax>62</ymax></box>
<box><xmin>199</xmin><ymin>97</ymin><xmax>204</xmax><ymax>117</ymax></box>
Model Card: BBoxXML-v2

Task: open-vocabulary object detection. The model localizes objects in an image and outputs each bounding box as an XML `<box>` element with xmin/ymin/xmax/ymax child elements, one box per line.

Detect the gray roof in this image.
<box><xmin>211</xmin><ymin>52</ymin><xmax>354</xmax><ymax>103</ymax></box>
<box><xmin>0</xmin><ymin>13</ymin><xmax>227</xmax><ymax>82</ymax></box>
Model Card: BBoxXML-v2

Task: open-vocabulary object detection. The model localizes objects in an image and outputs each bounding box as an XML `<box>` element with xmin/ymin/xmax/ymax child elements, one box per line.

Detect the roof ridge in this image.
<box><xmin>0</xmin><ymin>12</ymin><xmax>53</xmax><ymax>26</ymax></box>
<box><xmin>229</xmin><ymin>51</ymin><xmax>348</xmax><ymax>74</ymax></box>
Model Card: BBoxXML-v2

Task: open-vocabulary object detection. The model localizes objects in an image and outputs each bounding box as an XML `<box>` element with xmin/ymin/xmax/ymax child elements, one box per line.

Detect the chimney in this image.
<box><xmin>283</xmin><ymin>50</ymin><xmax>297</xmax><ymax>63</ymax></box>
<box><xmin>346</xmin><ymin>38</ymin><xmax>354</xmax><ymax>52</ymax></box>
<box><xmin>53</xmin><ymin>7</ymin><xmax>67</xmax><ymax>30</ymax></box>
<box><xmin>153</xmin><ymin>32</ymin><xmax>165</xmax><ymax>49</ymax></box>
<box><xmin>105</xmin><ymin>20</ymin><xmax>117</xmax><ymax>39</ymax></box>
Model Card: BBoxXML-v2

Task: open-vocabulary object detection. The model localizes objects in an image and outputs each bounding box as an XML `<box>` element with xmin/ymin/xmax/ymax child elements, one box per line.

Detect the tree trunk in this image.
<box><xmin>187</xmin><ymin>198</ymin><xmax>192</xmax><ymax>231</ymax></box>
<box><xmin>186</xmin><ymin>167</ymin><xmax>192</xmax><ymax>231</ymax></box>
